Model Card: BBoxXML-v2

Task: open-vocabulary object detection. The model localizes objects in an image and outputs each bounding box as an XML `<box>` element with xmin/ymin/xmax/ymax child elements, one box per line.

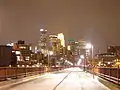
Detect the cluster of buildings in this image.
<box><xmin>0</xmin><ymin>29</ymin><xmax>67</xmax><ymax>67</ymax></box>
<box><xmin>1</xmin><ymin>28</ymin><xmax>119</xmax><ymax>68</ymax></box>
<box><xmin>0</xmin><ymin>28</ymin><xmax>93</xmax><ymax>68</ymax></box>
<box><xmin>66</xmin><ymin>39</ymin><xmax>120</xmax><ymax>68</ymax></box>
<box><xmin>66</xmin><ymin>39</ymin><xmax>93</xmax><ymax>67</ymax></box>
<box><xmin>0</xmin><ymin>40</ymin><xmax>36</xmax><ymax>67</ymax></box>
<box><xmin>96</xmin><ymin>46</ymin><xmax>120</xmax><ymax>67</ymax></box>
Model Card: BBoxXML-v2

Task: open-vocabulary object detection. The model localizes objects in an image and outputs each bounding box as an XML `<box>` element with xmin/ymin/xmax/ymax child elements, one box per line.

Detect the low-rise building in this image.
<box><xmin>7</xmin><ymin>40</ymin><xmax>32</xmax><ymax>67</ymax></box>
<box><xmin>0</xmin><ymin>45</ymin><xmax>13</xmax><ymax>67</ymax></box>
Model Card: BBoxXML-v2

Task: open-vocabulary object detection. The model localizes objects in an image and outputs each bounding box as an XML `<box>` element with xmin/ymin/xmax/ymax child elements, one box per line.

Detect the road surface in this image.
<box><xmin>7</xmin><ymin>68</ymin><xmax>110</xmax><ymax>90</ymax></box>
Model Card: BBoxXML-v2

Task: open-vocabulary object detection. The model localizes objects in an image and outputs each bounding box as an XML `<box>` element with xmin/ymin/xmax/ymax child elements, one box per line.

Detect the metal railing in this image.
<box><xmin>87</xmin><ymin>67</ymin><xmax>120</xmax><ymax>85</ymax></box>
<box><xmin>0</xmin><ymin>66</ymin><xmax>66</xmax><ymax>81</ymax></box>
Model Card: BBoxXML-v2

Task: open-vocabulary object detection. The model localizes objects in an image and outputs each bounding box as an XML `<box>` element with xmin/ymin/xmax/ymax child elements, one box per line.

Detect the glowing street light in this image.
<box><xmin>86</xmin><ymin>43</ymin><xmax>94</xmax><ymax>78</ymax></box>
<box><xmin>49</xmin><ymin>51</ymin><xmax>53</xmax><ymax>55</ymax></box>
<box><xmin>48</xmin><ymin>51</ymin><xmax>53</xmax><ymax>72</ymax></box>
<box><xmin>77</xmin><ymin>59</ymin><xmax>82</xmax><ymax>66</ymax></box>
<box><xmin>80</xmin><ymin>55</ymin><xmax>85</xmax><ymax>71</ymax></box>
<box><xmin>85</xmin><ymin>43</ymin><xmax>93</xmax><ymax>58</ymax></box>
<box><xmin>86</xmin><ymin>43</ymin><xmax>92</xmax><ymax>49</ymax></box>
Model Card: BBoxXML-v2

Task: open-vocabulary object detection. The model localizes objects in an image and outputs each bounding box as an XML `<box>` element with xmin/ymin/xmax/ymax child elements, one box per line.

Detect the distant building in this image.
<box><xmin>107</xmin><ymin>46</ymin><xmax>120</xmax><ymax>67</ymax></box>
<box><xmin>49</xmin><ymin>34</ymin><xmax>64</xmax><ymax>66</ymax></box>
<box><xmin>38</xmin><ymin>29</ymin><xmax>48</xmax><ymax>55</ymax></box>
<box><xmin>67</xmin><ymin>39</ymin><xmax>76</xmax><ymax>55</ymax></box>
<box><xmin>96</xmin><ymin>53</ymin><xmax>115</xmax><ymax>67</ymax></box>
<box><xmin>67</xmin><ymin>40</ymin><xmax>78</xmax><ymax>64</ymax></box>
<box><xmin>107</xmin><ymin>46</ymin><xmax>120</xmax><ymax>58</ymax></box>
<box><xmin>7</xmin><ymin>40</ymin><xmax>32</xmax><ymax>66</ymax></box>
<box><xmin>0</xmin><ymin>45</ymin><xmax>13</xmax><ymax>67</ymax></box>
<box><xmin>67</xmin><ymin>40</ymin><xmax>87</xmax><ymax>56</ymax></box>
<box><xmin>49</xmin><ymin>34</ymin><xmax>58</xmax><ymax>52</ymax></box>
<box><xmin>94</xmin><ymin>46</ymin><xmax>120</xmax><ymax>67</ymax></box>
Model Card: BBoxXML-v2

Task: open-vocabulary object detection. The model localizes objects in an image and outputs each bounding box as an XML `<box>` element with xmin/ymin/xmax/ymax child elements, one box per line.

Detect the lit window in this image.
<box><xmin>17</xmin><ymin>56</ymin><xmax>21</xmax><ymax>61</ymax></box>
<box><xmin>30</xmin><ymin>46</ymin><xmax>32</xmax><ymax>50</ymax></box>
<box><xmin>26</xmin><ymin>56</ymin><xmax>30</xmax><ymax>60</ymax></box>
<box><xmin>16</xmin><ymin>51</ymin><xmax>21</xmax><ymax>55</ymax></box>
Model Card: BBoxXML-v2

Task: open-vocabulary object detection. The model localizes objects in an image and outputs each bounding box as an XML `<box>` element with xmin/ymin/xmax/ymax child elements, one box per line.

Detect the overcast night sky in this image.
<box><xmin>0</xmin><ymin>0</ymin><xmax>120</xmax><ymax>52</ymax></box>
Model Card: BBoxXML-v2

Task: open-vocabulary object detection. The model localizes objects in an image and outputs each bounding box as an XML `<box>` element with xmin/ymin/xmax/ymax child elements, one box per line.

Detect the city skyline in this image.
<box><xmin>0</xmin><ymin>1</ymin><xmax>120</xmax><ymax>89</ymax></box>
<box><xmin>0</xmin><ymin>0</ymin><xmax>120</xmax><ymax>52</ymax></box>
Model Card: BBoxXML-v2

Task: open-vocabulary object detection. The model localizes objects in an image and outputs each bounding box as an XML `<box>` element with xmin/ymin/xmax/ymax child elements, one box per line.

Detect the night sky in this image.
<box><xmin>0</xmin><ymin>0</ymin><xmax>120</xmax><ymax>53</ymax></box>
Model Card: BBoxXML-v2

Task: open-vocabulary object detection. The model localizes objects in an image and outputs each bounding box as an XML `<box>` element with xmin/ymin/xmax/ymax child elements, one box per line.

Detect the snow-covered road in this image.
<box><xmin>7</xmin><ymin>68</ymin><xmax>110</xmax><ymax>90</ymax></box>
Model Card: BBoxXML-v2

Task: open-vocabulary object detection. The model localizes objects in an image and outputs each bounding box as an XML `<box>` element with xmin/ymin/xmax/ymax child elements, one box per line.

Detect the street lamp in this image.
<box><xmin>86</xmin><ymin>43</ymin><xmax>92</xmax><ymax>48</ymax></box>
<box><xmin>86</xmin><ymin>43</ymin><xmax>94</xmax><ymax>78</ymax></box>
<box><xmin>49</xmin><ymin>51</ymin><xmax>53</xmax><ymax>56</ymax></box>
<box><xmin>80</xmin><ymin>55</ymin><xmax>86</xmax><ymax>71</ymax></box>
<box><xmin>85</xmin><ymin>43</ymin><xmax>94</xmax><ymax>59</ymax></box>
<box><xmin>48</xmin><ymin>51</ymin><xmax>53</xmax><ymax>72</ymax></box>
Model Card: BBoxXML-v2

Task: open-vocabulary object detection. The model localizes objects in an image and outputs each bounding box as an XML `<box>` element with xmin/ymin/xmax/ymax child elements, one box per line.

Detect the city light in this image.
<box><xmin>12</xmin><ymin>51</ymin><xmax>15</xmax><ymax>53</ymax></box>
<box><xmin>6</xmin><ymin>43</ymin><xmax>14</xmax><ymax>46</ymax></box>
<box><xmin>67</xmin><ymin>45</ymin><xmax>71</xmax><ymax>50</ymax></box>
<box><xmin>80</xmin><ymin>55</ymin><xmax>85</xmax><ymax>59</ymax></box>
<box><xmin>77</xmin><ymin>59</ymin><xmax>82</xmax><ymax>65</ymax></box>
<box><xmin>108</xmin><ymin>62</ymin><xmax>111</xmax><ymax>64</ymax></box>
<box><xmin>15</xmin><ymin>51</ymin><xmax>21</xmax><ymax>55</ymax></box>
<box><xmin>85</xmin><ymin>43</ymin><xmax>94</xmax><ymax>58</ymax></box>
<box><xmin>86</xmin><ymin>43</ymin><xmax>92</xmax><ymax>49</ymax></box>
<box><xmin>17</xmin><ymin>56</ymin><xmax>21</xmax><ymax>61</ymax></box>
<box><xmin>35</xmin><ymin>46</ymin><xmax>37</xmax><ymax>53</ymax></box>
<box><xmin>30</xmin><ymin>46</ymin><xmax>32</xmax><ymax>50</ymax></box>
<box><xmin>49</xmin><ymin>51</ymin><xmax>53</xmax><ymax>55</ymax></box>
<box><xmin>19</xmin><ymin>46</ymin><xmax>26</xmax><ymax>49</ymax></box>
<box><xmin>40</xmin><ymin>29</ymin><xmax>44</xmax><ymax>31</ymax></box>
<box><xmin>60</xmin><ymin>57</ymin><xmax>63</xmax><ymax>60</ymax></box>
<box><xmin>98</xmin><ymin>61</ymin><xmax>101</xmax><ymax>66</ymax></box>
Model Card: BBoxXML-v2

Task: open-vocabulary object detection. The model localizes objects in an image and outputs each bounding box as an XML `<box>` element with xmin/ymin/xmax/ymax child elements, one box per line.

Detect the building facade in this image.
<box><xmin>38</xmin><ymin>29</ymin><xmax>48</xmax><ymax>55</ymax></box>
<box><xmin>8</xmin><ymin>40</ymin><xmax>32</xmax><ymax>66</ymax></box>
<box><xmin>0</xmin><ymin>45</ymin><xmax>13</xmax><ymax>67</ymax></box>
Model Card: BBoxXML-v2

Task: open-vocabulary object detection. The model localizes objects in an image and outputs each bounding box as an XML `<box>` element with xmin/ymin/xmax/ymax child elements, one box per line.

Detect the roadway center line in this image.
<box><xmin>53</xmin><ymin>71</ymin><xmax>72</xmax><ymax>90</ymax></box>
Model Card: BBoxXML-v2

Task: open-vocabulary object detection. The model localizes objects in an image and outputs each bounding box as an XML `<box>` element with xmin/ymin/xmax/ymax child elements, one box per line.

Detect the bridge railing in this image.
<box><xmin>0</xmin><ymin>66</ymin><xmax>66</xmax><ymax>81</ymax></box>
<box><xmin>87</xmin><ymin>67</ymin><xmax>120</xmax><ymax>85</ymax></box>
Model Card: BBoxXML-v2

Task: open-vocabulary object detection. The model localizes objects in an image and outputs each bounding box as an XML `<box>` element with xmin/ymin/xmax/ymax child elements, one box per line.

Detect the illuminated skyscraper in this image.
<box><xmin>38</xmin><ymin>29</ymin><xmax>48</xmax><ymax>55</ymax></box>
<box><xmin>58</xmin><ymin>33</ymin><xmax>65</xmax><ymax>47</ymax></box>
<box><xmin>49</xmin><ymin>34</ymin><xmax>58</xmax><ymax>52</ymax></box>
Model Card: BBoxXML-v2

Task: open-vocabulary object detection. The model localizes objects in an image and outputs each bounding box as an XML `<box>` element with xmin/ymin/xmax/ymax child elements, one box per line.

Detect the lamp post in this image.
<box><xmin>86</xmin><ymin>43</ymin><xmax>94</xmax><ymax>78</ymax></box>
<box><xmin>80</xmin><ymin>55</ymin><xmax>85</xmax><ymax>71</ymax></box>
<box><xmin>48</xmin><ymin>51</ymin><xmax>53</xmax><ymax>72</ymax></box>
<box><xmin>86</xmin><ymin>43</ymin><xmax>93</xmax><ymax>58</ymax></box>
